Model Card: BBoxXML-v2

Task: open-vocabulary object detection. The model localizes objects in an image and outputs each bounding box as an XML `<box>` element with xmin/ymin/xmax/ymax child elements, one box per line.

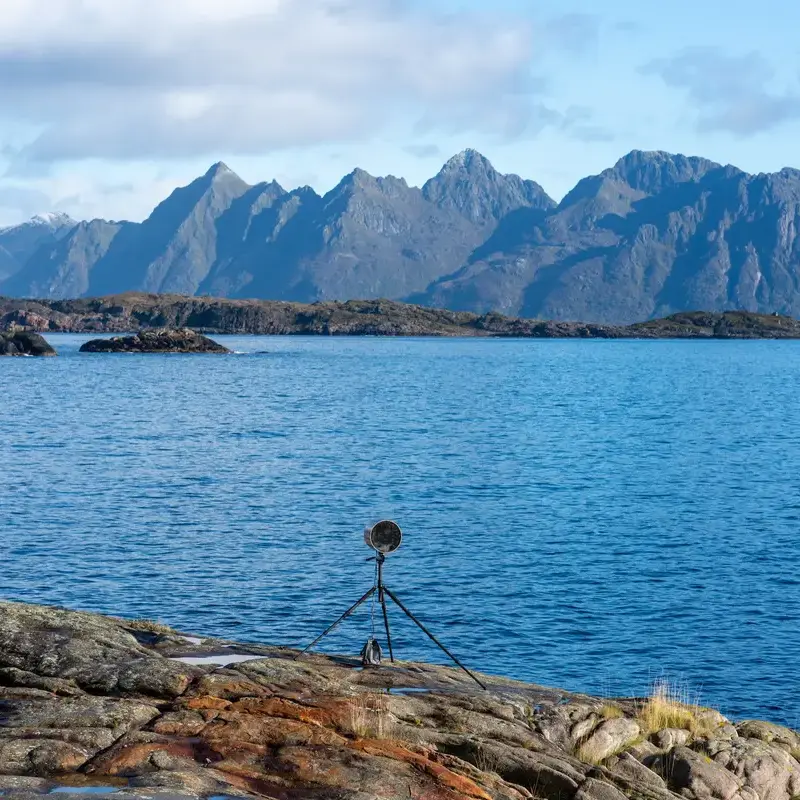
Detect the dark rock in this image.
<box><xmin>78</xmin><ymin>328</ymin><xmax>230</xmax><ymax>353</ymax></box>
<box><xmin>0</xmin><ymin>331</ymin><xmax>56</xmax><ymax>356</ymax></box>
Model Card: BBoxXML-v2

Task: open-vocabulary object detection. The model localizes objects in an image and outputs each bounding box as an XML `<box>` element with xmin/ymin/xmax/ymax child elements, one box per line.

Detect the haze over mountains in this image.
<box><xmin>3</xmin><ymin>149</ymin><xmax>800</xmax><ymax>323</ymax></box>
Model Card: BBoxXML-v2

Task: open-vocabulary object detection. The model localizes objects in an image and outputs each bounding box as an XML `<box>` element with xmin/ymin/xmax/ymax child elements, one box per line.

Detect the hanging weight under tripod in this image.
<box><xmin>297</xmin><ymin>521</ymin><xmax>486</xmax><ymax>690</ymax></box>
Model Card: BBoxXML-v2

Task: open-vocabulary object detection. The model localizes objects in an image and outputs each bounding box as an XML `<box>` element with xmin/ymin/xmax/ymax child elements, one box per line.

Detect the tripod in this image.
<box><xmin>299</xmin><ymin>552</ymin><xmax>486</xmax><ymax>690</ymax></box>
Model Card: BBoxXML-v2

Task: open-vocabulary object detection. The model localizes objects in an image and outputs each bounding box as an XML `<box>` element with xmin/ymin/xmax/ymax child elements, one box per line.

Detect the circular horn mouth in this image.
<box><xmin>364</xmin><ymin>520</ymin><xmax>402</xmax><ymax>554</ymax></box>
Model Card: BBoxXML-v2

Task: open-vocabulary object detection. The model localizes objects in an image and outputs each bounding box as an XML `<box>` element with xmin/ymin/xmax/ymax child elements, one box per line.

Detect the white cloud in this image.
<box><xmin>641</xmin><ymin>47</ymin><xmax>800</xmax><ymax>137</ymax></box>
<box><xmin>0</xmin><ymin>0</ymin><xmax>539</xmax><ymax>164</ymax></box>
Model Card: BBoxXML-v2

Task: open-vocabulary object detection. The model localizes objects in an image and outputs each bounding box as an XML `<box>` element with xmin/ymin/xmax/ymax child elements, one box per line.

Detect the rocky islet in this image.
<box><xmin>78</xmin><ymin>328</ymin><xmax>231</xmax><ymax>354</ymax></box>
<box><xmin>0</xmin><ymin>331</ymin><xmax>56</xmax><ymax>356</ymax></box>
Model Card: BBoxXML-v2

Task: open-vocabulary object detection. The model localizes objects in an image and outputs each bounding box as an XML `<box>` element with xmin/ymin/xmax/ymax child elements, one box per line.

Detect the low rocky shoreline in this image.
<box><xmin>0</xmin><ymin>600</ymin><xmax>797</xmax><ymax>800</ymax></box>
<box><xmin>2</xmin><ymin>293</ymin><xmax>800</xmax><ymax>339</ymax></box>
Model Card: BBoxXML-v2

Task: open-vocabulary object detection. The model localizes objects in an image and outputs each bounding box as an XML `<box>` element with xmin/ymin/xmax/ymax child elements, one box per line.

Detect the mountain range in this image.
<box><xmin>3</xmin><ymin>149</ymin><xmax>800</xmax><ymax>324</ymax></box>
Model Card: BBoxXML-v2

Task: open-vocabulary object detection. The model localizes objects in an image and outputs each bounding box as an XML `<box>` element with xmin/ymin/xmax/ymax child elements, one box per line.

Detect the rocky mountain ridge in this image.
<box><xmin>0</xmin><ymin>598</ymin><xmax>798</xmax><ymax>800</ymax></box>
<box><xmin>6</xmin><ymin>149</ymin><xmax>800</xmax><ymax>323</ymax></box>
<box><xmin>0</xmin><ymin>212</ymin><xmax>77</xmax><ymax>284</ymax></box>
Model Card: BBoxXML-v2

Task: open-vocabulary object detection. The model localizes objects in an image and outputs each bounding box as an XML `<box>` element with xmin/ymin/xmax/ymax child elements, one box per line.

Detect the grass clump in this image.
<box><xmin>637</xmin><ymin>680</ymin><xmax>717</xmax><ymax>737</ymax></box>
<box><xmin>599</xmin><ymin>703</ymin><xmax>624</xmax><ymax>720</ymax></box>
<box><xmin>347</xmin><ymin>692</ymin><xmax>393</xmax><ymax>740</ymax></box>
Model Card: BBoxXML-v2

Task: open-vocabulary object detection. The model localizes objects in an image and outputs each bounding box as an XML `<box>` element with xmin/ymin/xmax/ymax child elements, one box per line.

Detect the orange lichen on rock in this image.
<box><xmin>353</xmin><ymin>739</ymin><xmax>494</xmax><ymax>800</ymax></box>
<box><xmin>185</xmin><ymin>695</ymin><xmax>232</xmax><ymax>712</ymax></box>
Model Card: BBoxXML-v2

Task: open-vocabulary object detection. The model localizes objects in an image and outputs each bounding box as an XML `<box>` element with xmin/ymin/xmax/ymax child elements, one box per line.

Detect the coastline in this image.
<box><xmin>0</xmin><ymin>598</ymin><xmax>796</xmax><ymax>800</ymax></box>
<box><xmin>3</xmin><ymin>293</ymin><xmax>800</xmax><ymax>339</ymax></box>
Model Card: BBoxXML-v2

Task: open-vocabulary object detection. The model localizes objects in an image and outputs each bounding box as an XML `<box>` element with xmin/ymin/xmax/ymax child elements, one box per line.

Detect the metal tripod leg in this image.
<box><xmin>297</xmin><ymin>587</ymin><xmax>376</xmax><ymax>657</ymax></box>
<box><xmin>379</xmin><ymin>590</ymin><xmax>394</xmax><ymax>662</ymax></box>
<box><xmin>383</xmin><ymin>586</ymin><xmax>486</xmax><ymax>689</ymax></box>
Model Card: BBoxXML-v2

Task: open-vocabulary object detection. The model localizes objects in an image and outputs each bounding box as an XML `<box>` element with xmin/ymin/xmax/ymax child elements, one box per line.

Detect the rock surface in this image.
<box><xmin>4</xmin><ymin>294</ymin><xmax>800</xmax><ymax>339</ymax></box>
<box><xmin>0</xmin><ymin>331</ymin><xmax>56</xmax><ymax>356</ymax></box>
<box><xmin>78</xmin><ymin>328</ymin><xmax>231</xmax><ymax>353</ymax></box>
<box><xmin>0</xmin><ymin>600</ymin><xmax>799</xmax><ymax>800</ymax></box>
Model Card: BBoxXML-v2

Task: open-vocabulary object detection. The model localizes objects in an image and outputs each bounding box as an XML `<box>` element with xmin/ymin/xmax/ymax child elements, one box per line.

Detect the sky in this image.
<box><xmin>1</xmin><ymin>0</ymin><xmax>799</xmax><ymax>226</ymax></box>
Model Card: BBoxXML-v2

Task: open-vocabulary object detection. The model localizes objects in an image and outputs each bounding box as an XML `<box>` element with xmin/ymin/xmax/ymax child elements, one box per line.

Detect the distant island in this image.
<box><xmin>2</xmin><ymin>293</ymin><xmax>800</xmax><ymax>340</ymax></box>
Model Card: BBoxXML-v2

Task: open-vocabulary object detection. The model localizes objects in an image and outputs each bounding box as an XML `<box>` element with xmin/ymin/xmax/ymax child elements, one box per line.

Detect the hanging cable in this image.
<box><xmin>369</xmin><ymin>557</ymin><xmax>378</xmax><ymax>637</ymax></box>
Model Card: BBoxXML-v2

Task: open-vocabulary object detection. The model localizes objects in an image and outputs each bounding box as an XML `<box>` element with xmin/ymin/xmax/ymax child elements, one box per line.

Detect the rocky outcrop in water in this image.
<box><xmin>79</xmin><ymin>328</ymin><xmax>231</xmax><ymax>354</ymax></box>
<box><xmin>3</xmin><ymin>294</ymin><xmax>800</xmax><ymax>339</ymax></box>
<box><xmin>1</xmin><ymin>600</ymin><xmax>799</xmax><ymax>800</ymax></box>
<box><xmin>0</xmin><ymin>331</ymin><xmax>56</xmax><ymax>356</ymax></box>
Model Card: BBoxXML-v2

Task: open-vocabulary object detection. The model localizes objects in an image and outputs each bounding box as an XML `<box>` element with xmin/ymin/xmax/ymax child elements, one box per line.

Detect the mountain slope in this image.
<box><xmin>88</xmin><ymin>162</ymin><xmax>251</xmax><ymax>297</ymax></box>
<box><xmin>2</xmin><ymin>219</ymin><xmax>124</xmax><ymax>299</ymax></box>
<box><xmin>7</xmin><ymin>150</ymin><xmax>800</xmax><ymax>323</ymax></box>
<box><xmin>421</xmin><ymin>151</ymin><xmax>800</xmax><ymax>322</ymax></box>
<box><xmin>4</xmin><ymin>153</ymin><xmax>549</xmax><ymax>304</ymax></box>
<box><xmin>0</xmin><ymin>213</ymin><xmax>77</xmax><ymax>283</ymax></box>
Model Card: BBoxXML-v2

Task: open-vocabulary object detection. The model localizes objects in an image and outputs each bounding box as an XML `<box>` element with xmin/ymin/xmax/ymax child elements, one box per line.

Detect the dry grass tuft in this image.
<box><xmin>346</xmin><ymin>692</ymin><xmax>393</xmax><ymax>740</ymax></box>
<box><xmin>473</xmin><ymin>744</ymin><xmax>502</xmax><ymax>775</ymax></box>
<box><xmin>637</xmin><ymin>680</ymin><xmax>717</xmax><ymax>738</ymax></box>
<box><xmin>599</xmin><ymin>703</ymin><xmax>624</xmax><ymax>720</ymax></box>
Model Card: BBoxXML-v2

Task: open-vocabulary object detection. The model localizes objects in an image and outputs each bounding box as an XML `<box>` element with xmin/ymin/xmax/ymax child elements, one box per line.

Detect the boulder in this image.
<box><xmin>702</xmin><ymin>737</ymin><xmax>800</xmax><ymax>800</ymax></box>
<box><xmin>577</xmin><ymin>718</ymin><xmax>641</xmax><ymax>763</ymax></box>
<box><xmin>79</xmin><ymin>328</ymin><xmax>230</xmax><ymax>353</ymax></box>
<box><xmin>0</xmin><ymin>331</ymin><xmax>56</xmax><ymax>356</ymax></box>
<box><xmin>647</xmin><ymin>746</ymin><xmax>753</xmax><ymax>800</ymax></box>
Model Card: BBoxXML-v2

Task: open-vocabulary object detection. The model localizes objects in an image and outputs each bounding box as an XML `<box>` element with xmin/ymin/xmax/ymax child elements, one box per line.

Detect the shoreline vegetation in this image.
<box><xmin>3</xmin><ymin>293</ymin><xmax>800</xmax><ymax>340</ymax></box>
<box><xmin>0</xmin><ymin>598</ymin><xmax>798</xmax><ymax>800</ymax></box>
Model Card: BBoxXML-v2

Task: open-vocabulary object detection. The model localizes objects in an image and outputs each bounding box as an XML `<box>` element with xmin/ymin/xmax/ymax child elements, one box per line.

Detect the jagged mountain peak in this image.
<box><xmin>328</xmin><ymin>169</ymin><xmax>411</xmax><ymax>202</ymax></box>
<box><xmin>30</xmin><ymin>212</ymin><xmax>77</xmax><ymax>228</ymax></box>
<box><xmin>558</xmin><ymin>149</ymin><xmax>724</xmax><ymax>213</ymax></box>
<box><xmin>423</xmin><ymin>149</ymin><xmax>554</xmax><ymax>224</ymax></box>
<box><xmin>343</xmin><ymin>167</ymin><xmax>377</xmax><ymax>186</ymax></box>
<box><xmin>439</xmin><ymin>148</ymin><xmax>494</xmax><ymax>174</ymax></box>
<box><xmin>605</xmin><ymin>149</ymin><xmax>722</xmax><ymax>193</ymax></box>
<box><xmin>1</xmin><ymin>212</ymin><xmax>76</xmax><ymax>233</ymax></box>
<box><xmin>205</xmin><ymin>161</ymin><xmax>237</xmax><ymax>179</ymax></box>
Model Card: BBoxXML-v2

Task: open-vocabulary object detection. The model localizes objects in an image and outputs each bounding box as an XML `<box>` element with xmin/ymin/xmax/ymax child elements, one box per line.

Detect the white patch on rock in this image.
<box><xmin>171</xmin><ymin>654</ymin><xmax>264</xmax><ymax>666</ymax></box>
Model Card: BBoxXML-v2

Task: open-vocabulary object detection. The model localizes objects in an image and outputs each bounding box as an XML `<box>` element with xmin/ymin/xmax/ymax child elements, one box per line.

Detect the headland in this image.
<box><xmin>2</xmin><ymin>294</ymin><xmax>800</xmax><ymax>339</ymax></box>
<box><xmin>0</xmin><ymin>599</ymin><xmax>795</xmax><ymax>800</ymax></box>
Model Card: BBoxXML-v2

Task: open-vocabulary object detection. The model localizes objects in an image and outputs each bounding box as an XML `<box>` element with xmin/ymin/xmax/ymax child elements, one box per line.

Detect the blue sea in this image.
<box><xmin>2</xmin><ymin>334</ymin><xmax>799</xmax><ymax>725</ymax></box>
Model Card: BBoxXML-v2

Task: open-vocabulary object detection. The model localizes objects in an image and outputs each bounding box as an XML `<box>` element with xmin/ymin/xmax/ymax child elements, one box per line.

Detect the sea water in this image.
<box><xmin>1</xmin><ymin>334</ymin><xmax>799</xmax><ymax>724</ymax></box>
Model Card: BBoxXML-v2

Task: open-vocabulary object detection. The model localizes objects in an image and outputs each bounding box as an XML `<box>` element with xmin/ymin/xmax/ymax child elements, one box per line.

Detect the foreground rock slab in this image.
<box><xmin>79</xmin><ymin>328</ymin><xmax>231</xmax><ymax>354</ymax></box>
<box><xmin>0</xmin><ymin>600</ymin><xmax>798</xmax><ymax>800</ymax></box>
<box><xmin>0</xmin><ymin>331</ymin><xmax>56</xmax><ymax>356</ymax></box>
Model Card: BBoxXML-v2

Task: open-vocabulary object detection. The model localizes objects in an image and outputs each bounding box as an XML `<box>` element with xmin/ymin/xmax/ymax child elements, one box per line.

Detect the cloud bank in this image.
<box><xmin>0</xmin><ymin>0</ymin><xmax>541</xmax><ymax>165</ymax></box>
<box><xmin>642</xmin><ymin>47</ymin><xmax>800</xmax><ymax>136</ymax></box>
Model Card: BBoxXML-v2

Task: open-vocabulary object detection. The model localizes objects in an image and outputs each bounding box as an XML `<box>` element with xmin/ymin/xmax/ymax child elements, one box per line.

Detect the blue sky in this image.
<box><xmin>0</xmin><ymin>0</ymin><xmax>798</xmax><ymax>226</ymax></box>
